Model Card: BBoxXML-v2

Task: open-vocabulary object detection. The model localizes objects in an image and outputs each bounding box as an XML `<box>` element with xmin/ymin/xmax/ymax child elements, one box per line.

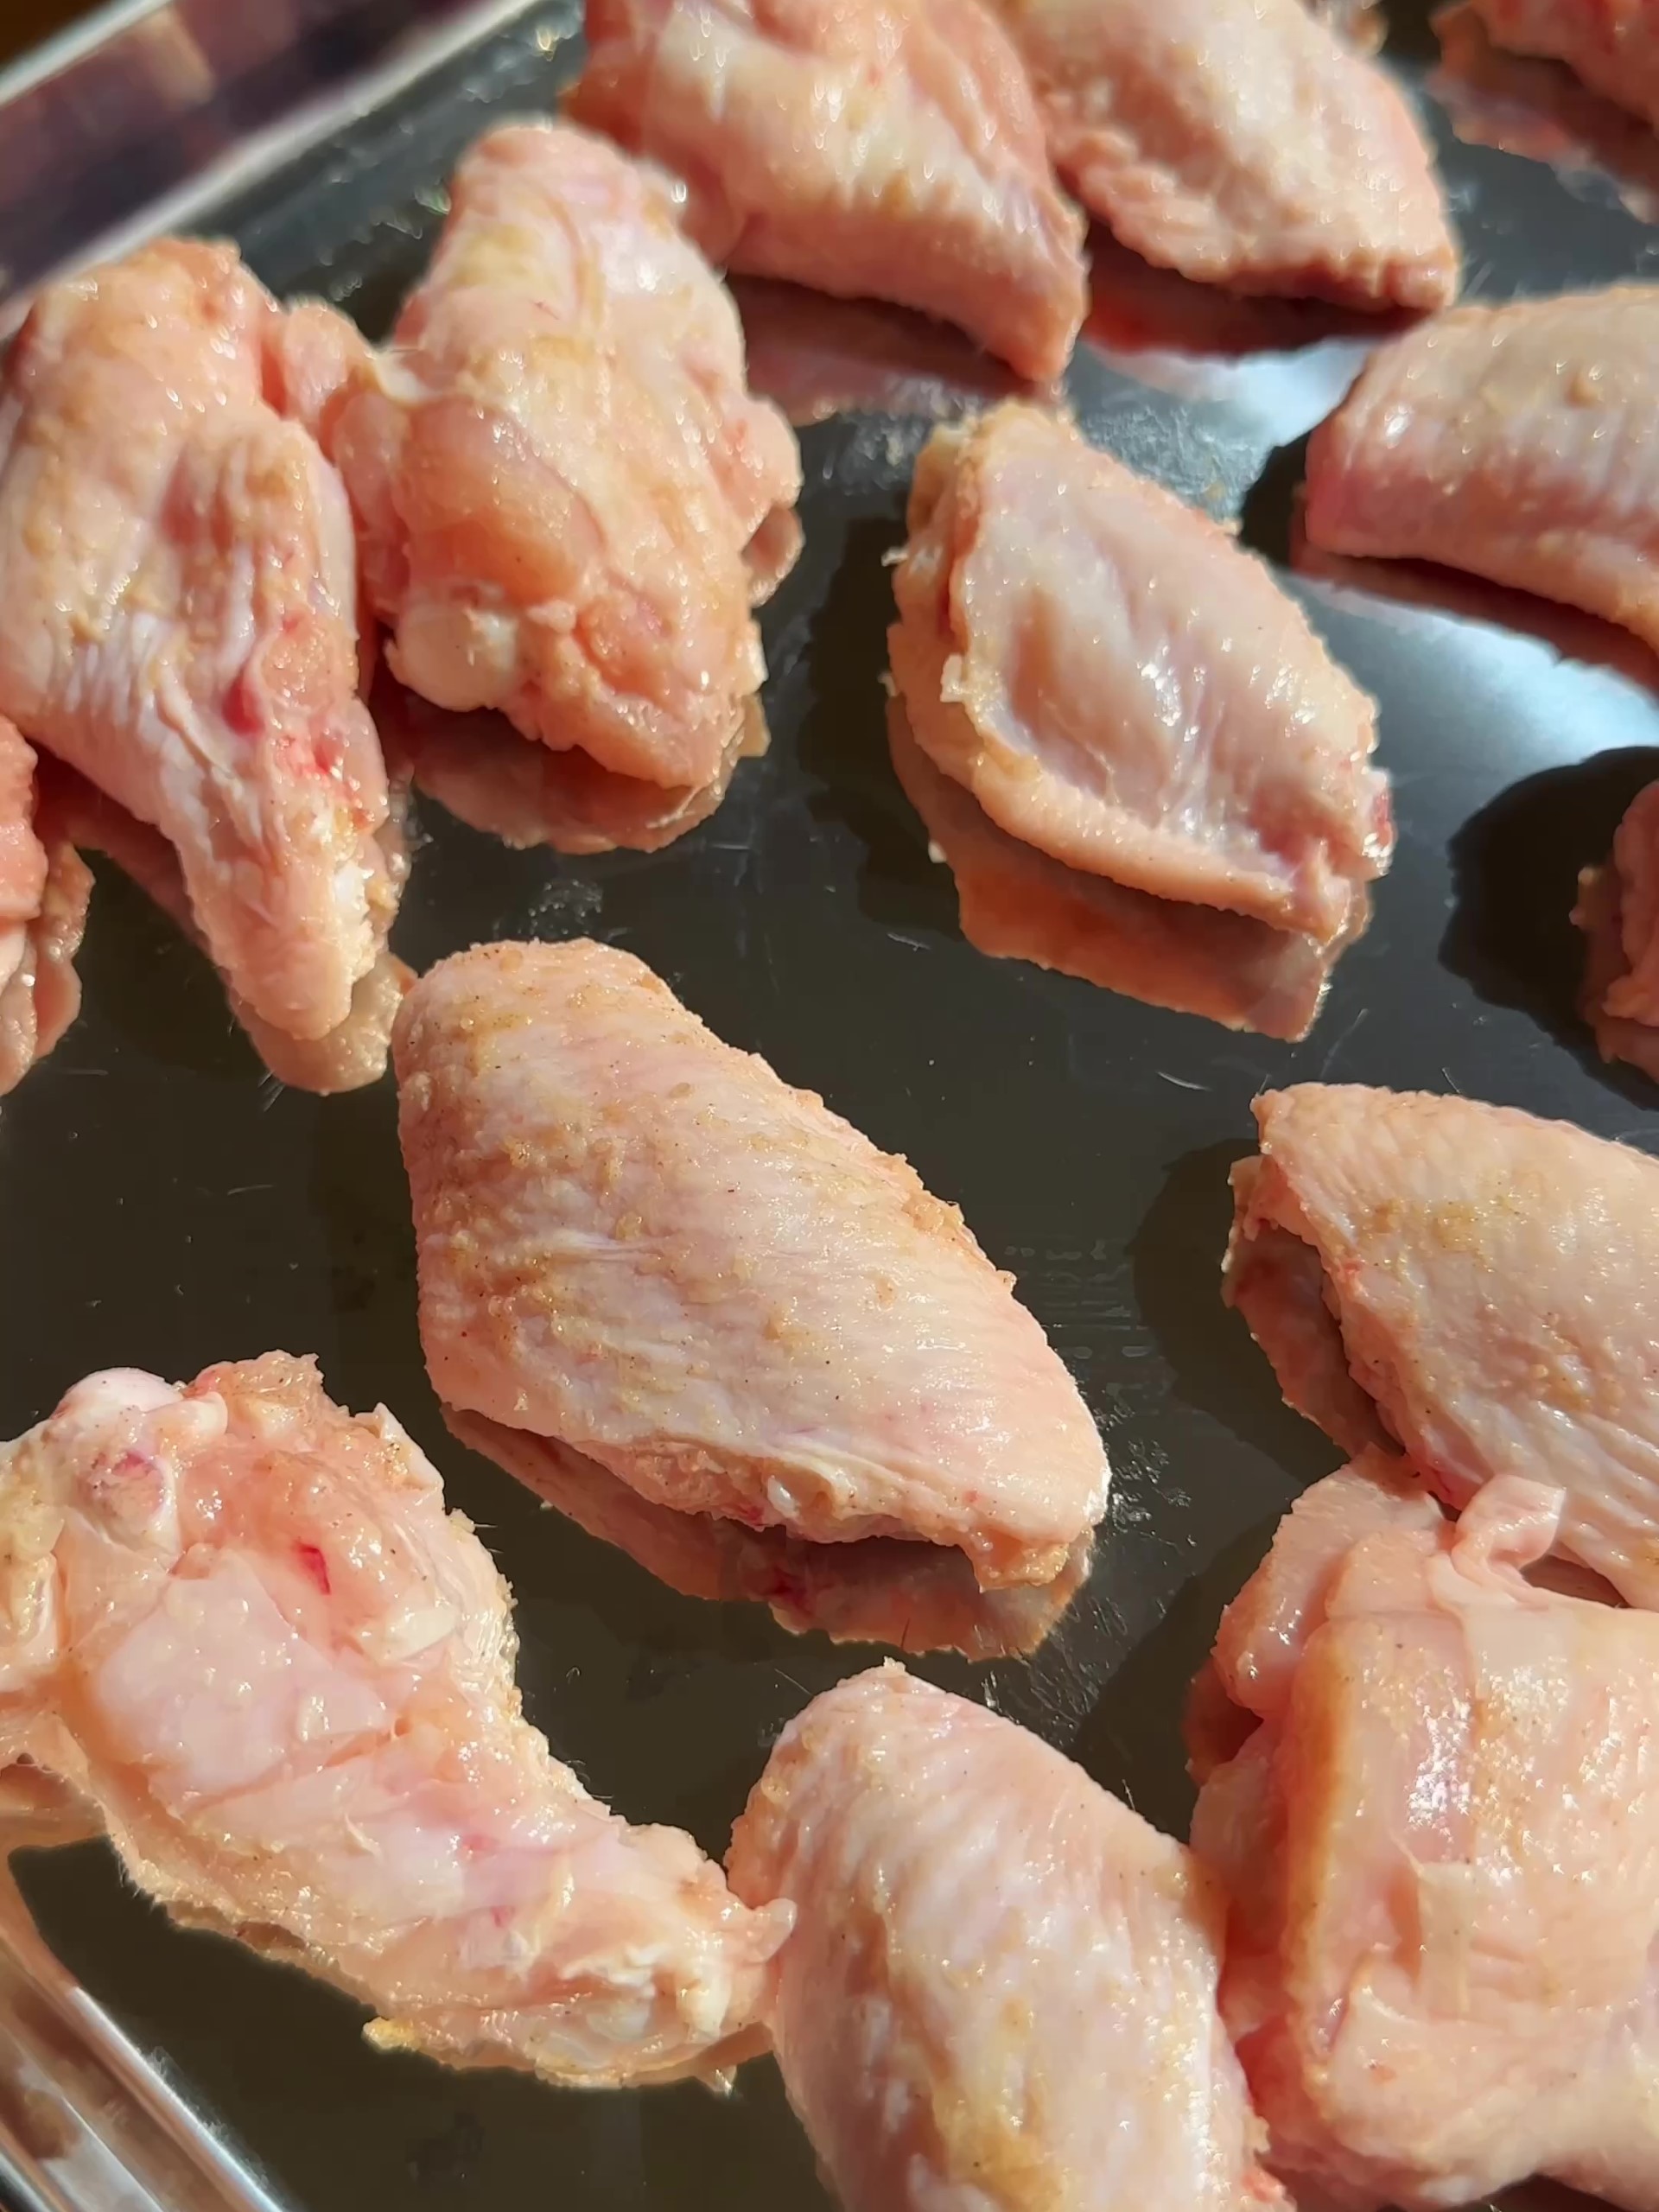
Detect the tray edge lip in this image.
<box><xmin>0</xmin><ymin>0</ymin><xmax>168</xmax><ymax>109</ymax></box>
<box><xmin>0</xmin><ymin>0</ymin><xmax>538</xmax><ymax>339</ymax></box>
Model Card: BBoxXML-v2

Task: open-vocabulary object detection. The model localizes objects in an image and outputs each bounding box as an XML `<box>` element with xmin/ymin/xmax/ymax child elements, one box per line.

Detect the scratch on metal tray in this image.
<box><xmin>1318</xmin><ymin>1004</ymin><xmax>1368</xmax><ymax>1079</ymax></box>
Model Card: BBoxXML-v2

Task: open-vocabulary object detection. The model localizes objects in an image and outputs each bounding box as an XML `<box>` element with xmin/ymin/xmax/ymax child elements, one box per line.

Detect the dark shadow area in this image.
<box><xmin>1070</xmin><ymin>1516</ymin><xmax>1276</xmax><ymax>1838</ymax></box>
<box><xmin>1442</xmin><ymin>747</ymin><xmax>1659</xmax><ymax>1103</ymax></box>
<box><xmin>1130</xmin><ymin>1142</ymin><xmax>1340</xmax><ymax>1484</ymax></box>
<box><xmin>73</xmin><ymin>859</ymin><xmax>254</xmax><ymax>1081</ymax></box>
<box><xmin>308</xmin><ymin>1074</ymin><xmax>418</xmax><ymax>1395</ymax></box>
<box><xmin>793</xmin><ymin>516</ymin><xmax>957</xmax><ymax>936</ymax></box>
<box><xmin>1236</xmin><ymin>433</ymin><xmax>1312</xmax><ymax>567</ymax></box>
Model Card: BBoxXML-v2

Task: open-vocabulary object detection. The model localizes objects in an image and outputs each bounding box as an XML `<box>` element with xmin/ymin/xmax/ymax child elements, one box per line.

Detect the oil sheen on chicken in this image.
<box><xmin>0</xmin><ymin>1354</ymin><xmax>788</xmax><ymax>2085</ymax></box>
<box><xmin>1226</xmin><ymin>1081</ymin><xmax>1659</xmax><ymax>1606</ymax></box>
<box><xmin>1305</xmin><ymin>287</ymin><xmax>1659</xmax><ymax>650</ymax></box>
<box><xmin>1192</xmin><ymin>1460</ymin><xmax>1659</xmax><ymax>2210</ymax></box>
<box><xmin>321</xmin><ymin>122</ymin><xmax>800</xmax><ymax>820</ymax></box>
<box><xmin>888</xmin><ymin>406</ymin><xmax>1391</xmax><ymax>1031</ymax></box>
<box><xmin>0</xmin><ymin>241</ymin><xmax>394</xmax><ymax>1048</ymax></box>
<box><xmin>988</xmin><ymin>0</ymin><xmax>1459</xmax><ymax>307</ymax></box>
<box><xmin>728</xmin><ymin>1662</ymin><xmax>1289</xmax><ymax>2212</ymax></box>
<box><xmin>393</xmin><ymin>939</ymin><xmax>1109</xmax><ymax>1588</ymax></box>
<box><xmin>567</xmin><ymin>0</ymin><xmax>1089</xmax><ymax>381</ymax></box>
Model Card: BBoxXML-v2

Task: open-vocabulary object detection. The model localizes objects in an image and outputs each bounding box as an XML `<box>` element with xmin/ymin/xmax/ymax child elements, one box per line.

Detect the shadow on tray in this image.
<box><xmin>1069</xmin><ymin>1513</ymin><xmax>1276</xmax><ymax>1839</ymax></box>
<box><xmin>1129</xmin><ymin>1141</ymin><xmax>1339</xmax><ymax>1484</ymax></box>
<box><xmin>1443</xmin><ymin>746</ymin><xmax>1659</xmax><ymax>1104</ymax></box>
<box><xmin>794</xmin><ymin>516</ymin><xmax>959</xmax><ymax>938</ymax></box>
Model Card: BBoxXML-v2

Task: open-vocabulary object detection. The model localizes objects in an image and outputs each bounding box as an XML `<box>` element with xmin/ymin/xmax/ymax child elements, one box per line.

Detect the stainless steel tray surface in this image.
<box><xmin>2</xmin><ymin>3</ymin><xmax>1656</xmax><ymax>2206</ymax></box>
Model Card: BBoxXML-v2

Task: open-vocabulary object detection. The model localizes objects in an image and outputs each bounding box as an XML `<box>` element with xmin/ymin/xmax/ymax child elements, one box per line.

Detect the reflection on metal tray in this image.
<box><xmin>0</xmin><ymin>1</ymin><xmax>1656</xmax><ymax>2208</ymax></box>
<box><xmin>0</xmin><ymin>0</ymin><xmax>536</xmax><ymax>323</ymax></box>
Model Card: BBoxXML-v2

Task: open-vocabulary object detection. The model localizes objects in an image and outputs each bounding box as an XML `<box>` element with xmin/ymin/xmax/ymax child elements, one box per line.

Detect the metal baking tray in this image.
<box><xmin>1</xmin><ymin>1</ymin><xmax>1655</xmax><ymax>2205</ymax></box>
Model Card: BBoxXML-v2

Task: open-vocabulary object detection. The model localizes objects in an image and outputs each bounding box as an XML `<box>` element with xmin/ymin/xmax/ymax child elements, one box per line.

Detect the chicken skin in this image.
<box><xmin>393</xmin><ymin>939</ymin><xmax>1108</xmax><ymax>1590</ymax></box>
<box><xmin>1226</xmin><ymin>1082</ymin><xmax>1659</xmax><ymax>1606</ymax></box>
<box><xmin>888</xmin><ymin>406</ymin><xmax>1391</xmax><ymax>1033</ymax></box>
<box><xmin>989</xmin><ymin>0</ymin><xmax>1459</xmax><ymax>308</ymax></box>
<box><xmin>1305</xmin><ymin>287</ymin><xmax>1659</xmax><ymax>650</ymax></box>
<box><xmin>0</xmin><ymin>1354</ymin><xmax>788</xmax><ymax>2086</ymax></box>
<box><xmin>1193</xmin><ymin>1462</ymin><xmax>1659</xmax><ymax>2210</ymax></box>
<box><xmin>889</xmin><ymin>702</ymin><xmax>1358</xmax><ymax>1041</ymax></box>
<box><xmin>444</xmin><ymin>1408</ymin><xmax>1089</xmax><ymax>1660</ymax></box>
<box><xmin>567</xmin><ymin>0</ymin><xmax>1089</xmax><ymax>381</ymax></box>
<box><xmin>322</xmin><ymin>122</ymin><xmax>800</xmax><ymax>822</ymax></box>
<box><xmin>1469</xmin><ymin>0</ymin><xmax>1659</xmax><ymax>127</ymax></box>
<box><xmin>0</xmin><ymin>241</ymin><xmax>395</xmax><ymax>1049</ymax></box>
<box><xmin>0</xmin><ymin>720</ymin><xmax>89</xmax><ymax>1096</ymax></box>
<box><xmin>728</xmin><ymin>1663</ymin><xmax>1289</xmax><ymax>2212</ymax></box>
<box><xmin>375</xmin><ymin>671</ymin><xmax>765</xmax><ymax>858</ymax></box>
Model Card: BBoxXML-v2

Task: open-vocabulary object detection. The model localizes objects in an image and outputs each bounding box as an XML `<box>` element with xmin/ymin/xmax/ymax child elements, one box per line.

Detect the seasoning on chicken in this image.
<box><xmin>1225</xmin><ymin>1081</ymin><xmax>1659</xmax><ymax>1606</ymax></box>
<box><xmin>394</xmin><ymin>938</ymin><xmax>1109</xmax><ymax>1591</ymax></box>
<box><xmin>888</xmin><ymin>406</ymin><xmax>1391</xmax><ymax>1035</ymax></box>
<box><xmin>445</xmin><ymin>1407</ymin><xmax>1090</xmax><ymax>1660</ymax></box>
<box><xmin>566</xmin><ymin>0</ymin><xmax>1088</xmax><ymax>381</ymax></box>
<box><xmin>988</xmin><ymin>0</ymin><xmax>1459</xmax><ymax>308</ymax></box>
<box><xmin>0</xmin><ymin>240</ymin><xmax>397</xmax><ymax>1054</ymax></box>
<box><xmin>0</xmin><ymin>1354</ymin><xmax>789</xmax><ymax>2084</ymax></box>
<box><xmin>1192</xmin><ymin>1460</ymin><xmax>1659</xmax><ymax>2210</ymax></box>
<box><xmin>1468</xmin><ymin>0</ymin><xmax>1659</xmax><ymax>127</ymax></box>
<box><xmin>728</xmin><ymin>1663</ymin><xmax>1290</xmax><ymax>2212</ymax></box>
<box><xmin>321</xmin><ymin>122</ymin><xmax>799</xmax><ymax>837</ymax></box>
<box><xmin>0</xmin><ymin>721</ymin><xmax>90</xmax><ymax>1096</ymax></box>
<box><xmin>1575</xmin><ymin>778</ymin><xmax>1659</xmax><ymax>1083</ymax></box>
<box><xmin>1305</xmin><ymin>287</ymin><xmax>1659</xmax><ymax>649</ymax></box>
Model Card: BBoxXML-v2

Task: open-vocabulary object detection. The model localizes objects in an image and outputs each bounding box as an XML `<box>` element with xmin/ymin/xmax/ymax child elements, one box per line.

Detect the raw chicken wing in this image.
<box><xmin>1469</xmin><ymin>0</ymin><xmax>1659</xmax><ymax>126</ymax></box>
<box><xmin>1576</xmin><ymin>777</ymin><xmax>1659</xmax><ymax>1082</ymax></box>
<box><xmin>445</xmin><ymin>1408</ymin><xmax>1090</xmax><ymax>1659</ymax></box>
<box><xmin>0</xmin><ymin>240</ymin><xmax>395</xmax><ymax>1046</ymax></box>
<box><xmin>1226</xmin><ymin>1081</ymin><xmax>1659</xmax><ymax>1605</ymax></box>
<box><xmin>1193</xmin><ymin>1462</ymin><xmax>1659</xmax><ymax>2209</ymax></box>
<box><xmin>990</xmin><ymin>0</ymin><xmax>1459</xmax><ymax>308</ymax></box>
<box><xmin>1305</xmin><ymin>287</ymin><xmax>1659</xmax><ymax>649</ymax></box>
<box><xmin>41</xmin><ymin>761</ymin><xmax>411</xmax><ymax>1095</ymax></box>
<box><xmin>394</xmin><ymin>939</ymin><xmax>1109</xmax><ymax>1588</ymax></box>
<box><xmin>567</xmin><ymin>0</ymin><xmax>1089</xmax><ymax>382</ymax></box>
<box><xmin>0</xmin><ymin>1354</ymin><xmax>788</xmax><ymax>2084</ymax></box>
<box><xmin>0</xmin><ymin>720</ymin><xmax>90</xmax><ymax>1096</ymax></box>
<box><xmin>890</xmin><ymin>702</ymin><xmax>1358</xmax><ymax>1040</ymax></box>
<box><xmin>378</xmin><ymin>673</ymin><xmax>765</xmax><ymax>858</ymax></box>
<box><xmin>728</xmin><ymin>1662</ymin><xmax>1288</xmax><ymax>2212</ymax></box>
<box><xmin>888</xmin><ymin>406</ymin><xmax>1390</xmax><ymax>1031</ymax></box>
<box><xmin>323</xmin><ymin>122</ymin><xmax>800</xmax><ymax>820</ymax></box>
